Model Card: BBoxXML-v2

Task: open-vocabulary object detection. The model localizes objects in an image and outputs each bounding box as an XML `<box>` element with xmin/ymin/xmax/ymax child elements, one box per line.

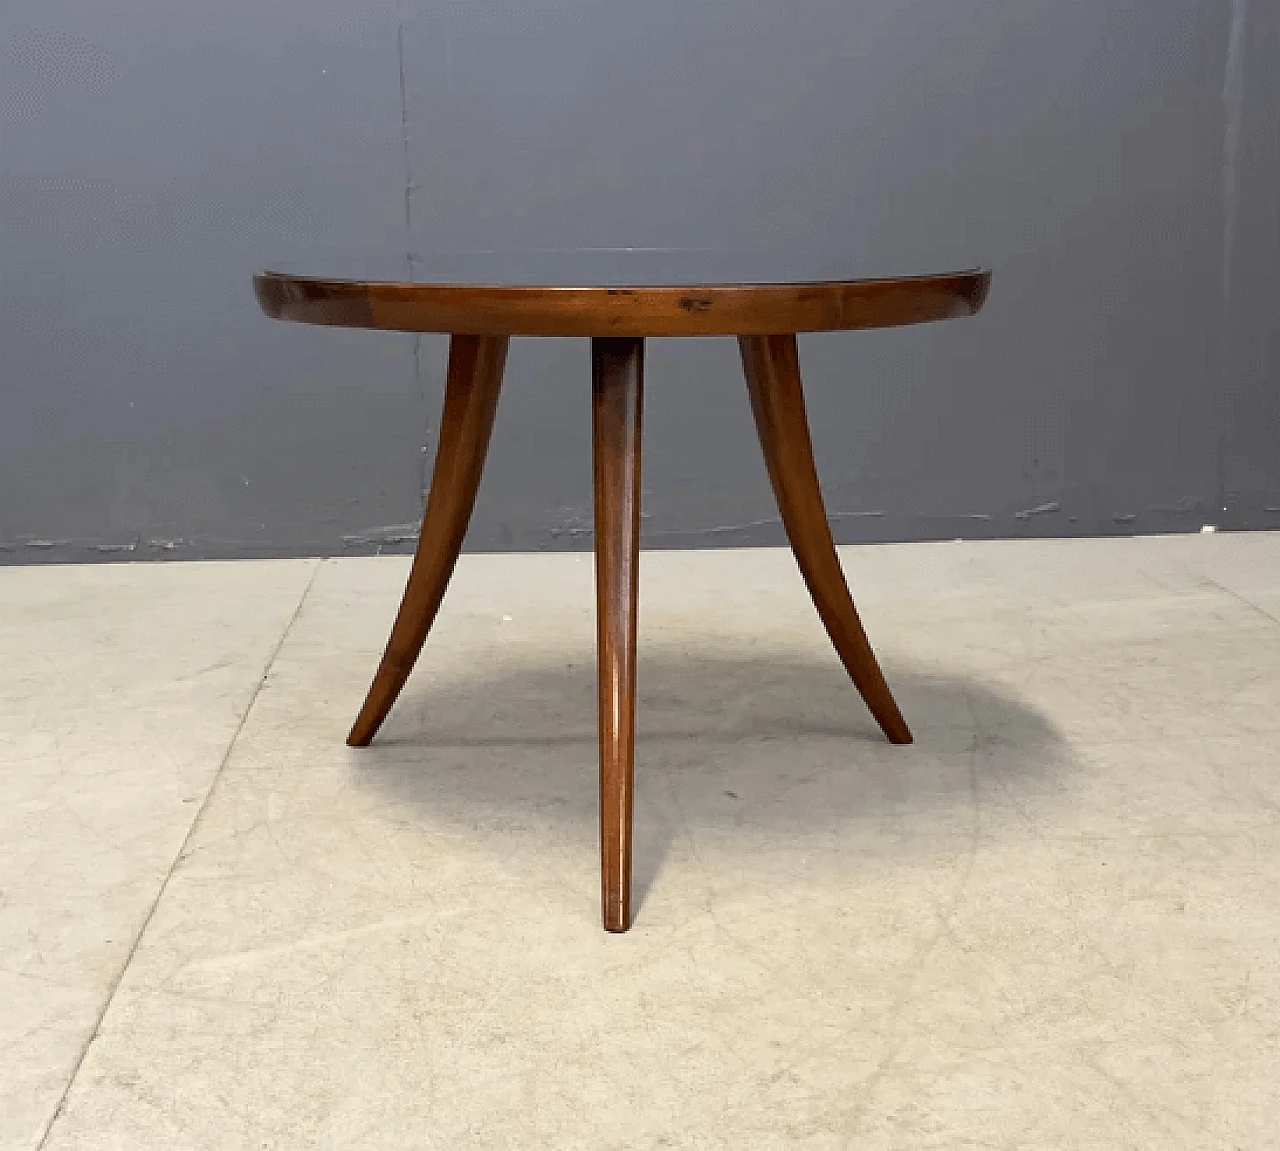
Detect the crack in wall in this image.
<box><xmin>395</xmin><ymin>1</ymin><xmax>430</xmax><ymax>509</ymax></box>
<box><xmin>1217</xmin><ymin>0</ymin><xmax>1250</xmax><ymax>515</ymax></box>
<box><xmin>1222</xmin><ymin>0</ymin><xmax>1249</xmax><ymax>304</ymax></box>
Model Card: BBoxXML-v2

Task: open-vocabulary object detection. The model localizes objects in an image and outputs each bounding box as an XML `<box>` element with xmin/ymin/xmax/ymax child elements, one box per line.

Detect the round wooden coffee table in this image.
<box><xmin>254</xmin><ymin>256</ymin><xmax>991</xmax><ymax>931</ymax></box>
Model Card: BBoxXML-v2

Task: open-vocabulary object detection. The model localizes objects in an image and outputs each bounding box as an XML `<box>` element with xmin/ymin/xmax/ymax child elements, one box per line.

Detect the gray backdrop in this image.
<box><xmin>3</xmin><ymin>0</ymin><xmax>1277</xmax><ymax>563</ymax></box>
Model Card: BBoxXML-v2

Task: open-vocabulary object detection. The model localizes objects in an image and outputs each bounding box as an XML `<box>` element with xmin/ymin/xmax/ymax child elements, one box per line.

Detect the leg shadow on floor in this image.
<box><xmin>353</xmin><ymin>636</ymin><xmax>1073</xmax><ymax>923</ymax></box>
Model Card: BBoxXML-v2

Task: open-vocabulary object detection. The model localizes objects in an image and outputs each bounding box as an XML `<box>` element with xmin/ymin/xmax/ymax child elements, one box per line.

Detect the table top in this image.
<box><xmin>254</xmin><ymin>250</ymin><xmax>990</xmax><ymax>337</ymax></box>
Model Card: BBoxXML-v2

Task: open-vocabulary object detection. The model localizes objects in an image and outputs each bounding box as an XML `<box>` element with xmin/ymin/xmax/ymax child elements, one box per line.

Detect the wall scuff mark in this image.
<box><xmin>1014</xmin><ymin>501</ymin><xmax>1062</xmax><ymax>521</ymax></box>
<box><xmin>641</xmin><ymin>510</ymin><xmax>887</xmax><ymax>541</ymax></box>
<box><xmin>340</xmin><ymin>524</ymin><xmax>419</xmax><ymax>547</ymax></box>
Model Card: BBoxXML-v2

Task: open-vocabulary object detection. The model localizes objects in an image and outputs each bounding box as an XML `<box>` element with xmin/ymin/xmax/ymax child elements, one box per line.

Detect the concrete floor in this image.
<box><xmin>2</xmin><ymin>533</ymin><xmax>1279</xmax><ymax>1149</ymax></box>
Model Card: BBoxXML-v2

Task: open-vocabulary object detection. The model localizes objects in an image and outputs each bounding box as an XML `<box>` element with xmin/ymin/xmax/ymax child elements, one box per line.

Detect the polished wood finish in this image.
<box><xmin>739</xmin><ymin>334</ymin><xmax>912</xmax><ymax>745</ymax></box>
<box><xmin>255</xmin><ymin>263</ymin><xmax>992</xmax><ymax>931</ymax></box>
<box><xmin>591</xmin><ymin>337</ymin><xmax>644</xmax><ymax>933</ymax></box>
<box><xmin>254</xmin><ymin>269</ymin><xmax>991</xmax><ymax>338</ymax></box>
<box><xmin>347</xmin><ymin>335</ymin><xmax>508</xmax><ymax>747</ymax></box>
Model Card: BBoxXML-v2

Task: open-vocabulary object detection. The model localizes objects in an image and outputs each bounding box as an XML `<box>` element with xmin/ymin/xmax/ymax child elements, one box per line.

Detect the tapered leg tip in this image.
<box><xmin>602</xmin><ymin>899</ymin><xmax>632</xmax><ymax>933</ymax></box>
<box><xmin>346</xmin><ymin>725</ymin><xmax>374</xmax><ymax>748</ymax></box>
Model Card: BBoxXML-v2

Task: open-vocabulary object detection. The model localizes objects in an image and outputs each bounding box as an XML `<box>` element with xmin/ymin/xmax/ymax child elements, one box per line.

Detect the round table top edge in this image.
<box><xmin>253</xmin><ymin>267</ymin><xmax>992</xmax><ymax>294</ymax></box>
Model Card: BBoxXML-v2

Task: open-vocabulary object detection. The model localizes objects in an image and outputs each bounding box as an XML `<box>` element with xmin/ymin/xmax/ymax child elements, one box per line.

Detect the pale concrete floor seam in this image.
<box><xmin>1198</xmin><ymin>573</ymin><xmax>1280</xmax><ymax>626</ymax></box>
<box><xmin>31</xmin><ymin>558</ymin><xmax>325</xmax><ymax>1151</ymax></box>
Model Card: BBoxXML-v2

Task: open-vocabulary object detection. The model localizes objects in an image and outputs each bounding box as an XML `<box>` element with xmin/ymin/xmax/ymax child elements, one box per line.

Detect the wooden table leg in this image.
<box><xmin>738</xmin><ymin>334</ymin><xmax>912</xmax><ymax>745</ymax></box>
<box><xmin>347</xmin><ymin>335</ymin><xmax>509</xmax><ymax>747</ymax></box>
<box><xmin>591</xmin><ymin>336</ymin><xmax>644</xmax><ymax>932</ymax></box>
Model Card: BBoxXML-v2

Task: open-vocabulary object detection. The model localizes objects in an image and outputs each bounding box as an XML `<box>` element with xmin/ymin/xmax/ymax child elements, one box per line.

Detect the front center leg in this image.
<box><xmin>591</xmin><ymin>336</ymin><xmax>644</xmax><ymax>933</ymax></box>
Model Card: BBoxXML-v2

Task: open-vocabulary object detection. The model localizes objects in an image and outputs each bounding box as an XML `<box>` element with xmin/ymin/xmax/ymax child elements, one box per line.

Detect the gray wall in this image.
<box><xmin>2</xmin><ymin>0</ymin><xmax>1278</xmax><ymax>563</ymax></box>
